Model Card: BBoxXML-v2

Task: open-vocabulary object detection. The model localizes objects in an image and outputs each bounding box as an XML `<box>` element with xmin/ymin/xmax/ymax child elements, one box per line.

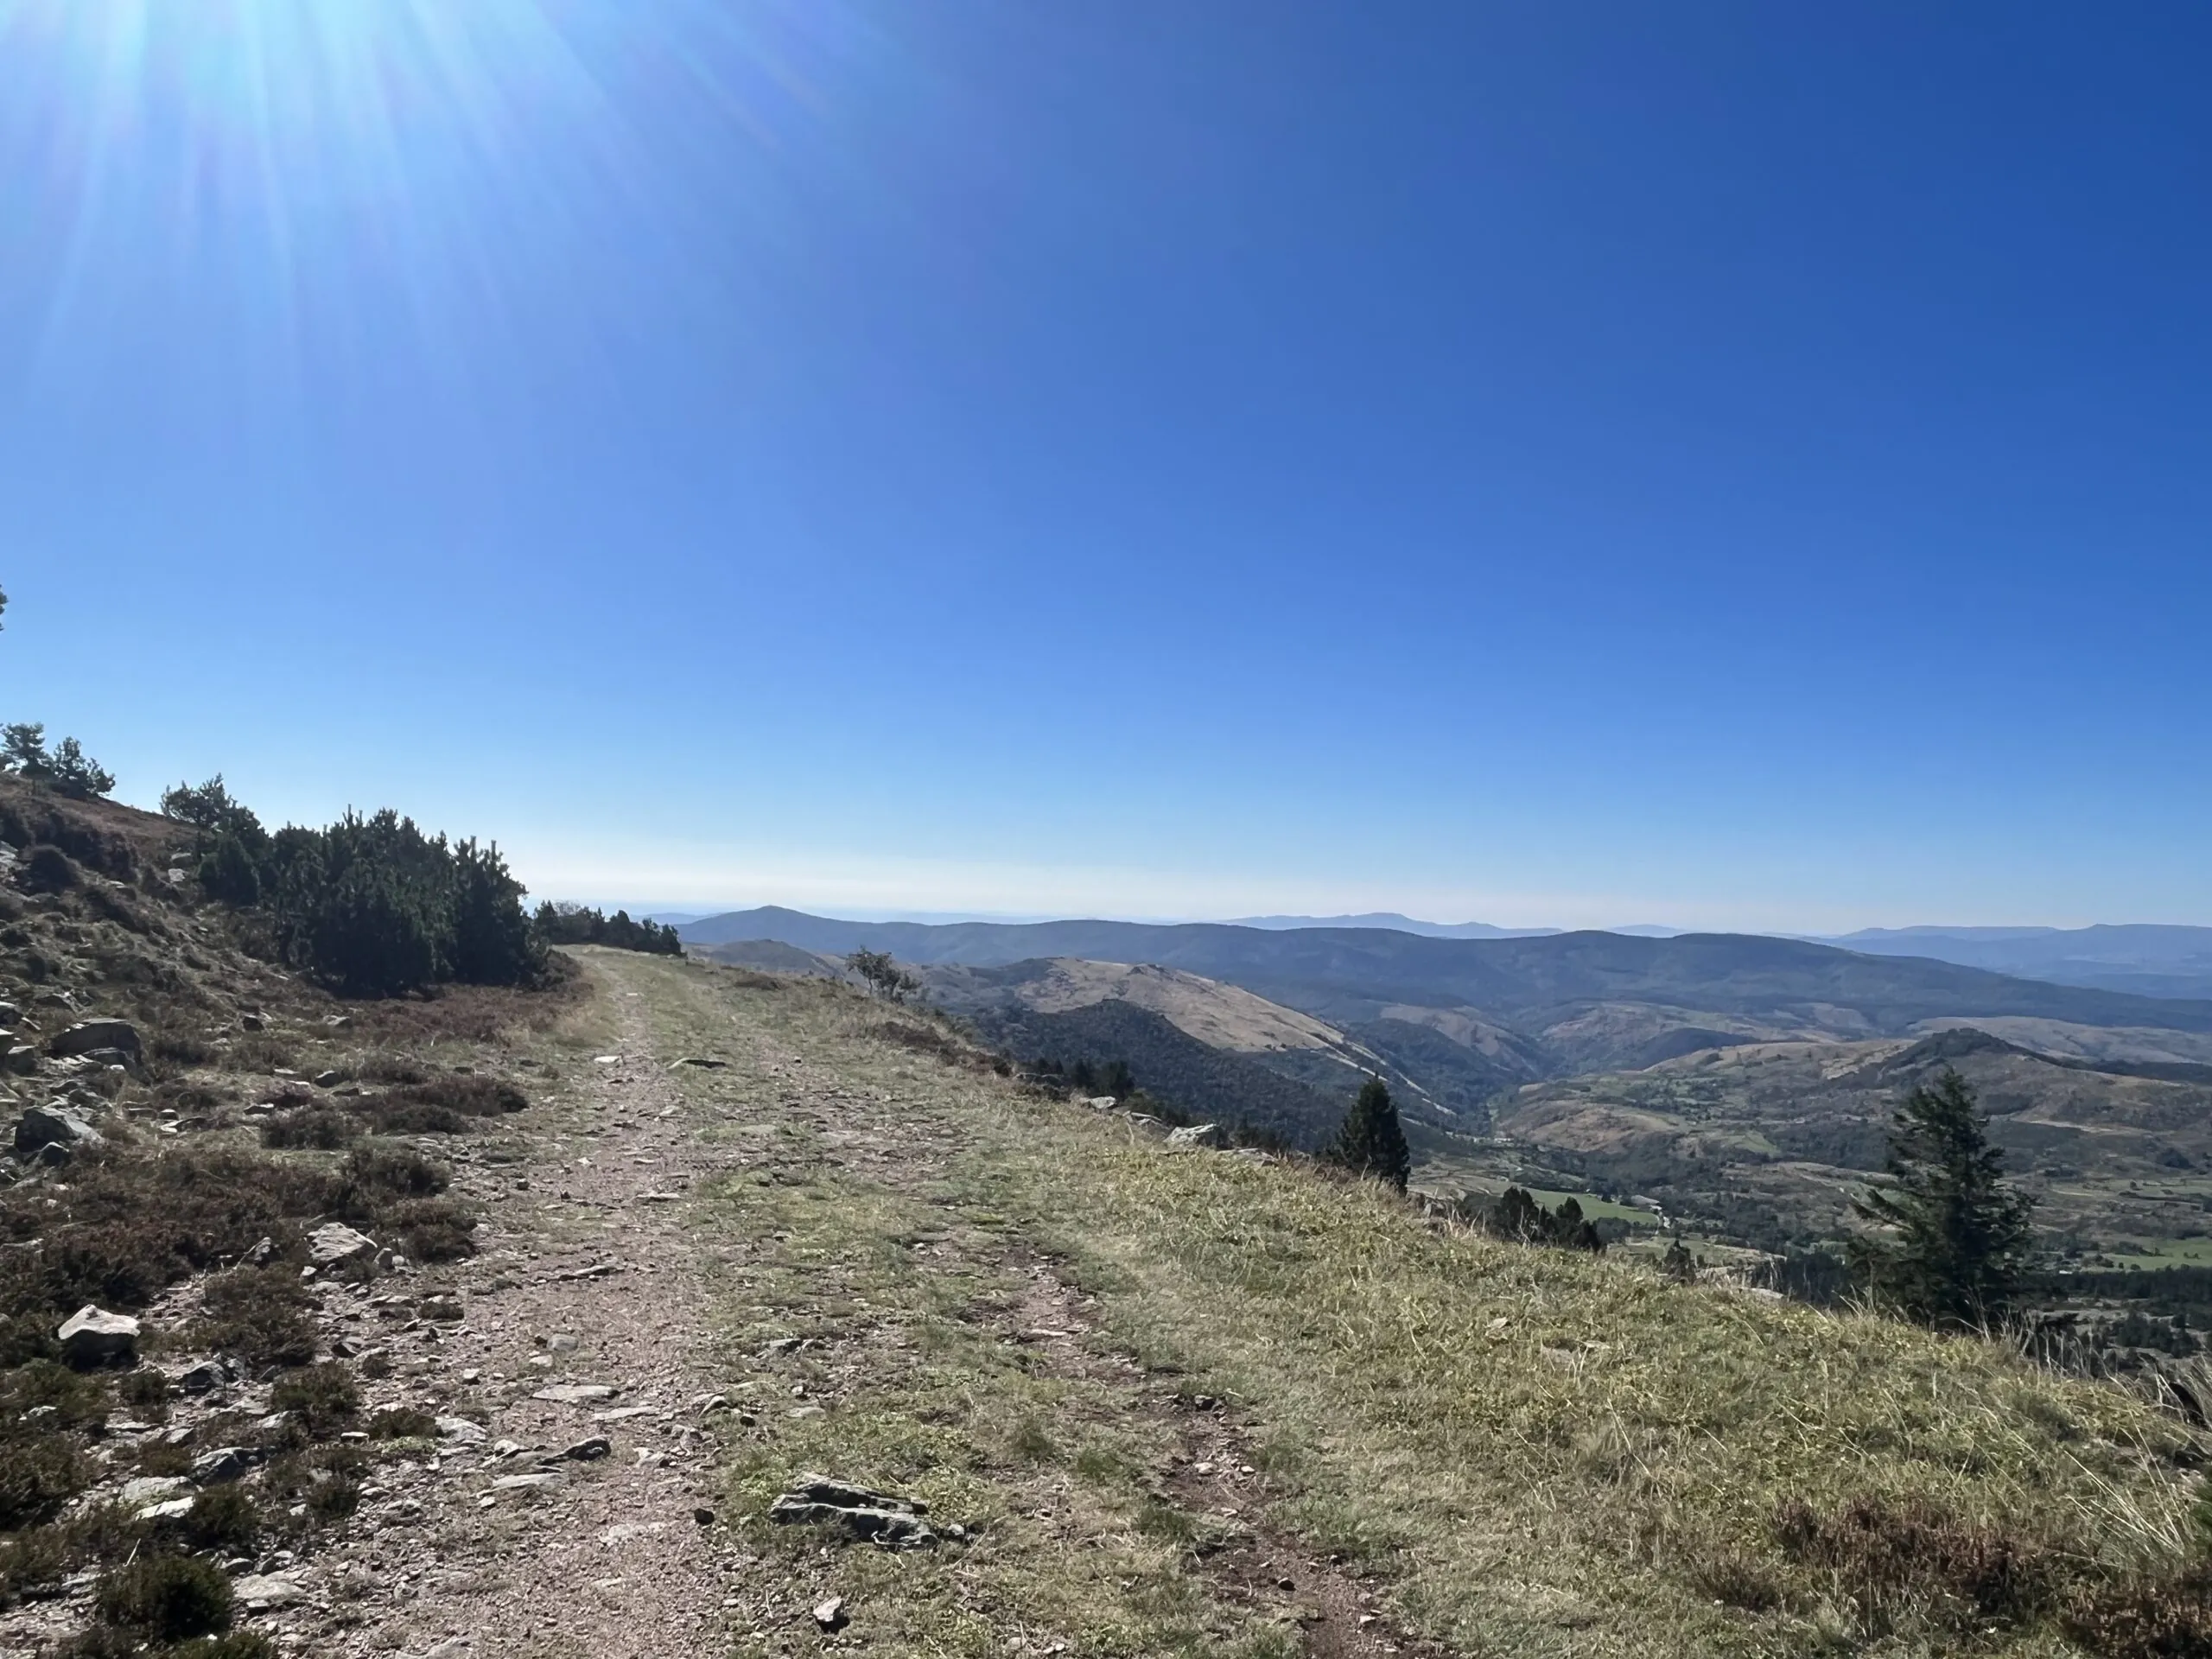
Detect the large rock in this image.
<box><xmin>768</xmin><ymin>1472</ymin><xmax>936</xmax><ymax>1548</ymax></box>
<box><xmin>47</xmin><ymin>1020</ymin><xmax>141</xmax><ymax>1064</ymax></box>
<box><xmin>1166</xmin><ymin>1123</ymin><xmax>1224</xmax><ymax>1149</ymax></box>
<box><xmin>14</xmin><ymin>1103</ymin><xmax>102</xmax><ymax>1159</ymax></box>
<box><xmin>58</xmin><ymin>1305</ymin><xmax>139</xmax><ymax>1367</ymax></box>
<box><xmin>189</xmin><ymin>1445</ymin><xmax>265</xmax><ymax>1485</ymax></box>
<box><xmin>308</xmin><ymin>1223</ymin><xmax>377</xmax><ymax>1266</ymax></box>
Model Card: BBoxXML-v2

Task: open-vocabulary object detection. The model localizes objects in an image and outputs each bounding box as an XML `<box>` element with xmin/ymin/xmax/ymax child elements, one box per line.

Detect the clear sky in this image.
<box><xmin>2</xmin><ymin>1</ymin><xmax>2207</xmax><ymax>931</ymax></box>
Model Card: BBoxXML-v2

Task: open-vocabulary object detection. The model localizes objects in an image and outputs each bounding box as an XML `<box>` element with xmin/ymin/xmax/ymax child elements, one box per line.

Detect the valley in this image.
<box><xmin>690</xmin><ymin>910</ymin><xmax>2212</xmax><ymax>1283</ymax></box>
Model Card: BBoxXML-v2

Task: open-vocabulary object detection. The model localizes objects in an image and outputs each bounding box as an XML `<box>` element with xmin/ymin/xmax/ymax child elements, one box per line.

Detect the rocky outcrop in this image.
<box><xmin>58</xmin><ymin>1305</ymin><xmax>139</xmax><ymax>1367</ymax></box>
<box><xmin>13</xmin><ymin>1103</ymin><xmax>103</xmax><ymax>1159</ymax></box>
<box><xmin>46</xmin><ymin>1020</ymin><xmax>142</xmax><ymax>1064</ymax></box>
<box><xmin>768</xmin><ymin>1472</ymin><xmax>936</xmax><ymax>1547</ymax></box>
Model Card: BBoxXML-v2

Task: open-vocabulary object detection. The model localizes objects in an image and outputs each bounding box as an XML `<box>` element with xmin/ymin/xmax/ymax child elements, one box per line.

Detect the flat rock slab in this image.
<box><xmin>234</xmin><ymin>1574</ymin><xmax>307</xmax><ymax>1609</ymax></box>
<box><xmin>532</xmin><ymin>1383</ymin><xmax>620</xmax><ymax>1403</ymax></box>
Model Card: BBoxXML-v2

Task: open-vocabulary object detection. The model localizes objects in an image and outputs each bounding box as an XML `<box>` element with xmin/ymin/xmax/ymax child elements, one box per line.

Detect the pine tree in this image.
<box><xmin>1850</xmin><ymin>1066</ymin><xmax>2035</xmax><ymax>1328</ymax></box>
<box><xmin>1332</xmin><ymin>1077</ymin><xmax>1411</xmax><ymax>1192</ymax></box>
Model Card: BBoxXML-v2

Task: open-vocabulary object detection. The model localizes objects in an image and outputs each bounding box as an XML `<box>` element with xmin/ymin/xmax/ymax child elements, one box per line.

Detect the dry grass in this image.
<box><xmin>616</xmin><ymin>954</ymin><xmax>2212</xmax><ymax>1659</ymax></box>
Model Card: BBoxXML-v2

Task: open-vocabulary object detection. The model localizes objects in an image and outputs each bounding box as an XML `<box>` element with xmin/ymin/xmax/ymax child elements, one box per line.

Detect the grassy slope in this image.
<box><xmin>621</xmin><ymin>953</ymin><xmax>2203</xmax><ymax>1657</ymax></box>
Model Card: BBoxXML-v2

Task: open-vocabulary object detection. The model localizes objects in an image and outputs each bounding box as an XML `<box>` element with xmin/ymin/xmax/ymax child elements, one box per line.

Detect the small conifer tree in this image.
<box><xmin>1332</xmin><ymin>1077</ymin><xmax>1411</xmax><ymax>1192</ymax></box>
<box><xmin>1850</xmin><ymin>1066</ymin><xmax>2034</xmax><ymax>1328</ymax></box>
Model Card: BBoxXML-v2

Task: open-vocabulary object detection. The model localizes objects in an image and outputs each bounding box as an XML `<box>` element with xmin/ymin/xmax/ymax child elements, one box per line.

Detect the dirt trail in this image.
<box><xmin>306</xmin><ymin>982</ymin><xmax>739</xmax><ymax>1659</ymax></box>
<box><xmin>311</xmin><ymin>954</ymin><xmax>1440</xmax><ymax>1657</ymax></box>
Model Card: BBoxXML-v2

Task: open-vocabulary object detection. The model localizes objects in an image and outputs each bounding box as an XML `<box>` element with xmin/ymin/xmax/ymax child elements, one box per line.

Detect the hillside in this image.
<box><xmin>1448</xmin><ymin>1027</ymin><xmax>2212</xmax><ymax>1267</ymax></box>
<box><xmin>684</xmin><ymin>908</ymin><xmax>2212</xmax><ymax>1128</ymax></box>
<box><xmin>6</xmin><ymin>785</ymin><xmax>2210</xmax><ymax>1655</ymax></box>
<box><xmin>582</xmin><ymin>954</ymin><xmax>2212</xmax><ymax>1655</ymax></box>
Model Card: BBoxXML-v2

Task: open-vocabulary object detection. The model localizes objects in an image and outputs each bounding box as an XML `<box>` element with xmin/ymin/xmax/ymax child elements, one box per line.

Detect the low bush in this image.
<box><xmin>1773</xmin><ymin>1494</ymin><xmax>2053</xmax><ymax>1633</ymax></box>
<box><xmin>0</xmin><ymin>1147</ymin><xmax>327</xmax><ymax>1327</ymax></box>
<box><xmin>118</xmin><ymin>1366</ymin><xmax>171</xmax><ymax>1417</ymax></box>
<box><xmin>258</xmin><ymin>1106</ymin><xmax>359</xmax><ymax>1150</ymax></box>
<box><xmin>2063</xmin><ymin>1564</ymin><xmax>2212</xmax><ymax>1658</ymax></box>
<box><xmin>381</xmin><ymin>1198</ymin><xmax>476</xmax><ymax>1263</ymax></box>
<box><xmin>180</xmin><ymin>1482</ymin><xmax>260</xmax><ymax>1554</ymax></box>
<box><xmin>355</xmin><ymin>1099</ymin><xmax>468</xmax><ymax>1135</ymax></box>
<box><xmin>1</xmin><ymin>1359</ymin><xmax>112</xmax><ymax>1432</ymax></box>
<box><xmin>149</xmin><ymin>1032</ymin><xmax>216</xmax><ymax>1068</ymax></box>
<box><xmin>96</xmin><ymin>1552</ymin><xmax>233</xmax><ymax>1638</ymax></box>
<box><xmin>194</xmin><ymin>1266</ymin><xmax>317</xmax><ymax>1370</ymax></box>
<box><xmin>353</xmin><ymin>1072</ymin><xmax>524</xmax><ymax>1136</ymax></box>
<box><xmin>391</xmin><ymin>1074</ymin><xmax>527</xmax><ymax>1116</ymax></box>
<box><xmin>269</xmin><ymin>1362</ymin><xmax>359</xmax><ymax>1438</ymax></box>
<box><xmin>336</xmin><ymin>1146</ymin><xmax>449</xmax><ymax>1205</ymax></box>
<box><xmin>0</xmin><ymin>1434</ymin><xmax>87</xmax><ymax>1529</ymax></box>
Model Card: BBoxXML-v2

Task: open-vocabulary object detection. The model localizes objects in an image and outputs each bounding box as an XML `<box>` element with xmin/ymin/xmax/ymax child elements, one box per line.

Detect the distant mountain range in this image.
<box><xmin>1227</xmin><ymin>913</ymin><xmax>1691</xmax><ymax>938</ymax></box>
<box><xmin>1813</xmin><ymin>925</ymin><xmax>2212</xmax><ymax>1001</ymax></box>
<box><xmin>681</xmin><ymin>907</ymin><xmax>2212</xmax><ymax>1142</ymax></box>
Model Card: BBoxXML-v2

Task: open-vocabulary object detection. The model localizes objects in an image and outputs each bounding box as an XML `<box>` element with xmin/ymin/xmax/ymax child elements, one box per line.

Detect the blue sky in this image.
<box><xmin>2</xmin><ymin>1</ymin><xmax>2207</xmax><ymax>931</ymax></box>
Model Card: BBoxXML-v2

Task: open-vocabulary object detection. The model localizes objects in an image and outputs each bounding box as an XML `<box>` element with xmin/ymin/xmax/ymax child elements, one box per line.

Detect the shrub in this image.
<box><xmin>395</xmin><ymin>1074</ymin><xmax>527</xmax><ymax>1116</ymax></box>
<box><xmin>150</xmin><ymin>1032</ymin><xmax>217</xmax><ymax>1068</ymax></box>
<box><xmin>96</xmin><ymin>1552</ymin><xmax>234</xmax><ymax>1638</ymax></box>
<box><xmin>1474</xmin><ymin>1187</ymin><xmax>1606</xmax><ymax>1252</ymax></box>
<box><xmin>1773</xmin><ymin>1494</ymin><xmax>2052</xmax><ymax>1631</ymax></box>
<box><xmin>382</xmin><ymin>1198</ymin><xmax>477</xmax><ymax>1262</ymax></box>
<box><xmin>354</xmin><ymin>1072</ymin><xmax>525</xmax><ymax>1135</ymax></box>
<box><xmin>180</xmin><ymin>1482</ymin><xmax>261</xmax><ymax>1553</ymax></box>
<box><xmin>354</xmin><ymin>1098</ymin><xmax>467</xmax><ymax>1135</ymax></box>
<box><xmin>118</xmin><ymin>1366</ymin><xmax>171</xmax><ymax>1416</ymax></box>
<box><xmin>0</xmin><ymin>1434</ymin><xmax>88</xmax><ymax>1528</ymax></box>
<box><xmin>198</xmin><ymin>830</ymin><xmax>264</xmax><ymax>906</ymax></box>
<box><xmin>338</xmin><ymin>1145</ymin><xmax>448</xmax><ymax>1203</ymax></box>
<box><xmin>1</xmin><ymin>1358</ymin><xmax>113</xmax><ymax>1431</ymax></box>
<box><xmin>2063</xmin><ymin>1563</ymin><xmax>2212</xmax><ymax>1658</ymax></box>
<box><xmin>21</xmin><ymin>842</ymin><xmax>79</xmax><ymax>893</ymax></box>
<box><xmin>269</xmin><ymin>1362</ymin><xmax>359</xmax><ymax>1438</ymax></box>
<box><xmin>0</xmin><ymin>1150</ymin><xmax>320</xmax><ymax>1325</ymax></box>
<box><xmin>195</xmin><ymin>1266</ymin><xmax>318</xmax><ymax>1369</ymax></box>
<box><xmin>259</xmin><ymin>1106</ymin><xmax>359</xmax><ymax>1150</ymax></box>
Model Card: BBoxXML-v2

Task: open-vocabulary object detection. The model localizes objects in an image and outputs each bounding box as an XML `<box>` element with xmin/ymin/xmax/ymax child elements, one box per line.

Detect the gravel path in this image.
<box><xmin>299</xmin><ymin>976</ymin><xmax>741</xmax><ymax>1659</ymax></box>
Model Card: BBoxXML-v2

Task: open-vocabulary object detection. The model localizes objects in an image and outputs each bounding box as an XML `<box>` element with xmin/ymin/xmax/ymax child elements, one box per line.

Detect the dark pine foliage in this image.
<box><xmin>1850</xmin><ymin>1066</ymin><xmax>2035</xmax><ymax>1329</ymax></box>
<box><xmin>1</xmin><ymin>722</ymin><xmax>116</xmax><ymax>800</ymax></box>
<box><xmin>160</xmin><ymin>779</ymin><xmax>543</xmax><ymax>996</ymax></box>
<box><xmin>1480</xmin><ymin>1185</ymin><xmax>1605</xmax><ymax>1251</ymax></box>
<box><xmin>1332</xmin><ymin>1077</ymin><xmax>1412</xmax><ymax>1193</ymax></box>
<box><xmin>532</xmin><ymin>902</ymin><xmax>683</xmax><ymax>955</ymax></box>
